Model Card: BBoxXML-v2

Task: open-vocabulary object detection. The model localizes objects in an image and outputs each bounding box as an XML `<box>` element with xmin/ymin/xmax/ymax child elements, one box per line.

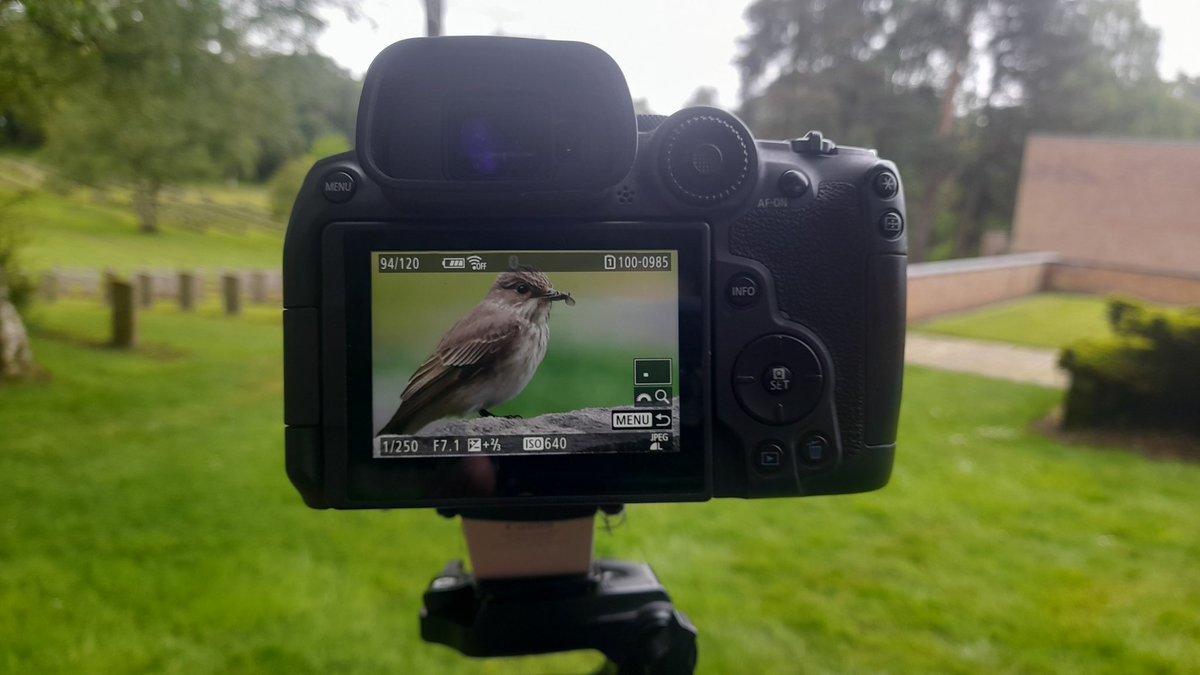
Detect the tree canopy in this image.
<box><xmin>0</xmin><ymin>1</ymin><xmax>359</xmax><ymax>232</ymax></box>
<box><xmin>738</xmin><ymin>0</ymin><xmax>1200</xmax><ymax>260</ymax></box>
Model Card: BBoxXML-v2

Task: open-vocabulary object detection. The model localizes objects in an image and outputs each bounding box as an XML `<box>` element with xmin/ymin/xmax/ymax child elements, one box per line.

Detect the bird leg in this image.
<box><xmin>479</xmin><ymin>409</ymin><xmax>523</xmax><ymax>420</ymax></box>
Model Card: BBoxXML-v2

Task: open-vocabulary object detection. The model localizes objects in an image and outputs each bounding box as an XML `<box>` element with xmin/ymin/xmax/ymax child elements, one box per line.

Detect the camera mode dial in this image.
<box><xmin>658</xmin><ymin>112</ymin><xmax>752</xmax><ymax>206</ymax></box>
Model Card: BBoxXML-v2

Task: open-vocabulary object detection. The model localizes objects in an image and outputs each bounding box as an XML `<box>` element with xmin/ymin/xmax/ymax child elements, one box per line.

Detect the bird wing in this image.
<box><xmin>380</xmin><ymin>303</ymin><xmax>519</xmax><ymax>435</ymax></box>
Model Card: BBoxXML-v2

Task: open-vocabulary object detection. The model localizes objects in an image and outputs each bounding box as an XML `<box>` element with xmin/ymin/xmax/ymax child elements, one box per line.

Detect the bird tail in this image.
<box><xmin>379</xmin><ymin>403</ymin><xmax>417</xmax><ymax>436</ymax></box>
<box><xmin>378</xmin><ymin>398</ymin><xmax>444</xmax><ymax>436</ymax></box>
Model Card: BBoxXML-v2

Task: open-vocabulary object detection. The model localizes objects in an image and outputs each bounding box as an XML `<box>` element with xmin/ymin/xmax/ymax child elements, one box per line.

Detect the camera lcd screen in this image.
<box><xmin>331</xmin><ymin>222</ymin><xmax>708</xmax><ymax>506</ymax></box>
<box><xmin>371</xmin><ymin>250</ymin><xmax>681</xmax><ymax>460</ymax></box>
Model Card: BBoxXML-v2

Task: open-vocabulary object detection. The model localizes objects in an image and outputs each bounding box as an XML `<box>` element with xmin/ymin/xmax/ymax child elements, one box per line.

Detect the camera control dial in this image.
<box><xmin>732</xmin><ymin>335</ymin><xmax>824</xmax><ymax>425</ymax></box>
<box><xmin>659</xmin><ymin>113</ymin><xmax>752</xmax><ymax>205</ymax></box>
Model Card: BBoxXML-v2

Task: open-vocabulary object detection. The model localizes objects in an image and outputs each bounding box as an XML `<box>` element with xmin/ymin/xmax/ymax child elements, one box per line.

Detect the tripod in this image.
<box><xmin>419</xmin><ymin>506</ymin><xmax>698</xmax><ymax>674</ymax></box>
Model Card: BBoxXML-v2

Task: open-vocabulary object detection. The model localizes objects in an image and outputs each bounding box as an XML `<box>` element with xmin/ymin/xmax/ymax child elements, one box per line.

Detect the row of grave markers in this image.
<box><xmin>39</xmin><ymin>268</ymin><xmax>283</xmax><ymax>348</ymax></box>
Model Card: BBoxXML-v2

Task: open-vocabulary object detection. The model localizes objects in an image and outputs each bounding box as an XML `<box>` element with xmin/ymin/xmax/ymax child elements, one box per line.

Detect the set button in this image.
<box><xmin>732</xmin><ymin>335</ymin><xmax>824</xmax><ymax>425</ymax></box>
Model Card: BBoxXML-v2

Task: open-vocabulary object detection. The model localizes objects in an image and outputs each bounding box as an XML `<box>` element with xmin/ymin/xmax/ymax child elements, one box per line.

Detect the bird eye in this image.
<box><xmin>516</xmin><ymin>284</ymin><xmax>530</xmax><ymax>294</ymax></box>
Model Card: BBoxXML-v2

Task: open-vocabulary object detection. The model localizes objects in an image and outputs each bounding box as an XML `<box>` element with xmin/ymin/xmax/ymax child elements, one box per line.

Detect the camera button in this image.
<box><xmin>879</xmin><ymin>210</ymin><xmax>904</xmax><ymax>239</ymax></box>
<box><xmin>321</xmin><ymin>170</ymin><xmax>357</xmax><ymax>203</ymax></box>
<box><xmin>873</xmin><ymin>170</ymin><xmax>900</xmax><ymax>199</ymax></box>
<box><xmin>755</xmin><ymin>442</ymin><xmax>786</xmax><ymax>475</ymax></box>
<box><xmin>798</xmin><ymin>434</ymin><xmax>835</xmax><ymax>470</ymax></box>
<box><xmin>733</xmin><ymin>335</ymin><xmax>824</xmax><ymax>425</ymax></box>
<box><xmin>778</xmin><ymin>169</ymin><xmax>810</xmax><ymax>198</ymax></box>
<box><xmin>763</xmin><ymin>364</ymin><xmax>792</xmax><ymax>395</ymax></box>
<box><xmin>725</xmin><ymin>274</ymin><xmax>761</xmax><ymax>308</ymax></box>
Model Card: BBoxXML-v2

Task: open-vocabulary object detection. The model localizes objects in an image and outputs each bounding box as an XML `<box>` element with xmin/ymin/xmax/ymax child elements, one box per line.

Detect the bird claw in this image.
<box><xmin>478</xmin><ymin>410</ymin><xmax>522</xmax><ymax>420</ymax></box>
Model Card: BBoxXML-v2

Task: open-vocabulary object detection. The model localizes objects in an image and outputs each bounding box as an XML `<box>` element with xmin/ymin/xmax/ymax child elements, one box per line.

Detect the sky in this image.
<box><xmin>317</xmin><ymin>0</ymin><xmax>1200</xmax><ymax>115</ymax></box>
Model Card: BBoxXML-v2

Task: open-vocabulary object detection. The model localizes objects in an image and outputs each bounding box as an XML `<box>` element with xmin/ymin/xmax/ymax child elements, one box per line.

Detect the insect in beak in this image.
<box><xmin>547</xmin><ymin>290</ymin><xmax>576</xmax><ymax>306</ymax></box>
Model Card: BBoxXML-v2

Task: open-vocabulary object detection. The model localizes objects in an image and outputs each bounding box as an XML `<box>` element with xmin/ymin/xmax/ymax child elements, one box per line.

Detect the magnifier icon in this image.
<box><xmin>654</xmin><ymin>389</ymin><xmax>670</xmax><ymax>403</ymax></box>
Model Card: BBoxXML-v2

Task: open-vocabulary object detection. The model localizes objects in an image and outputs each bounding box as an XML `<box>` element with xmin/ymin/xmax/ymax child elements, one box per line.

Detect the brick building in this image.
<box><xmin>1012</xmin><ymin>135</ymin><xmax>1200</xmax><ymax>277</ymax></box>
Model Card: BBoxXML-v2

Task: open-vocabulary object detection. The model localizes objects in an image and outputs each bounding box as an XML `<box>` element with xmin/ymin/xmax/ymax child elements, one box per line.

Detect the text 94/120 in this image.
<box><xmin>379</xmin><ymin>255</ymin><xmax>420</xmax><ymax>271</ymax></box>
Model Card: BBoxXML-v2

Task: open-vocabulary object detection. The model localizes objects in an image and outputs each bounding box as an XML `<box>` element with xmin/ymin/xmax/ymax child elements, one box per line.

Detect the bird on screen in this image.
<box><xmin>378</xmin><ymin>267</ymin><xmax>575</xmax><ymax>436</ymax></box>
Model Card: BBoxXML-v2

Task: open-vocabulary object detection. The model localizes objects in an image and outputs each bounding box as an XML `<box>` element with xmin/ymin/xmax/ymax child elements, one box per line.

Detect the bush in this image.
<box><xmin>0</xmin><ymin>191</ymin><xmax>36</xmax><ymax>313</ymax></box>
<box><xmin>267</xmin><ymin>133</ymin><xmax>351</xmax><ymax>220</ymax></box>
<box><xmin>1059</xmin><ymin>298</ymin><xmax>1200</xmax><ymax>433</ymax></box>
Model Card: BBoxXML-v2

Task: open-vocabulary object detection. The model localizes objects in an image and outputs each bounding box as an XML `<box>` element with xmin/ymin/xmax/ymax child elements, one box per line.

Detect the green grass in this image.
<box><xmin>915</xmin><ymin>293</ymin><xmax>1113</xmax><ymax>349</ymax></box>
<box><xmin>3</xmin><ymin>189</ymin><xmax>283</xmax><ymax>273</ymax></box>
<box><xmin>2</xmin><ymin>301</ymin><xmax>1198</xmax><ymax>674</ymax></box>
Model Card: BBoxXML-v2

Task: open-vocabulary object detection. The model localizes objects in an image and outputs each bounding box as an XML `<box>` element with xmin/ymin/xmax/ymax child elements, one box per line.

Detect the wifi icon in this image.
<box><xmin>466</xmin><ymin>255</ymin><xmax>487</xmax><ymax>271</ymax></box>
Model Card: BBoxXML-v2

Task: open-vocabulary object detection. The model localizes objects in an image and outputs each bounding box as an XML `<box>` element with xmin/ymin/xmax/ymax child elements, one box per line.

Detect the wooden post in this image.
<box><xmin>41</xmin><ymin>270</ymin><xmax>59</xmax><ymax>302</ymax></box>
<box><xmin>178</xmin><ymin>270</ymin><xmax>198</xmax><ymax>312</ymax></box>
<box><xmin>137</xmin><ymin>270</ymin><xmax>154</xmax><ymax>308</ymax></box>
<box><xmin>103</xmin><ymin>268</ymin><xmax>116</xmax><ymax>306</ymax></box>
<box><xmin>110</xmin><ymin>278</ymin><xmax>138</xmax><ymax>349</ymax></box>
<box><xmin>249</xmin><ymin>270</ymin><xmax>268</xmax><ymax>305</ymax></box>
<box><xmin>221</xmin><ymin>273</ymin><xmax>241</xmax><ymax>316</ymax></box>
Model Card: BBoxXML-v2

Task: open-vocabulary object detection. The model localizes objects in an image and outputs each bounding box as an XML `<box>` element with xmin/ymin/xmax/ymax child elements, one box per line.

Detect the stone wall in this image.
<box><xmin>1045</xmin><ymin>262</ymin><xmax>1200</xmax><ymax>307</ymax></box>
<box><xmin>907</xmin><ymin>253</ymin><xmax>1200</xmax><ymax>321</ymax></box>
<box><xmin>907</xmin><ymin>253</ymin><xmax>1054</xmax><ymax>321</ymax></box>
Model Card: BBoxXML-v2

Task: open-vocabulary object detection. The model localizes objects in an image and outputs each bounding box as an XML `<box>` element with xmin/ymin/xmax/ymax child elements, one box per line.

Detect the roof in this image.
<box><xmin>1011</xmin><ymin>135</ymin><xmax>1200</xmax><ymax>276</ymax></box>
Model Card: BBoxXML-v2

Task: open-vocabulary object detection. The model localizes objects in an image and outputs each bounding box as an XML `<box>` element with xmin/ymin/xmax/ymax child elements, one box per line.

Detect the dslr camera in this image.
<box><xmin>283</xmin><ymin>37</ymin><xmax>907</xmax><ymax>510</ymax></box>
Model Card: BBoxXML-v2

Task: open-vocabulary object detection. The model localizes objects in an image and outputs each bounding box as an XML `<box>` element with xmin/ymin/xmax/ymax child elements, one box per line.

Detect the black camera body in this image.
<box><xmin>283</xmin><ymin>37</ymin><xmax>906</xmax><ymax>510</ymax></box>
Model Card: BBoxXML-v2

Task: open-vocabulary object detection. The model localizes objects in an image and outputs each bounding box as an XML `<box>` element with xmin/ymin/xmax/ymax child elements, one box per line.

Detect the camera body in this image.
<box><xmin>283</xmin><ymin>37</ymin><xmax>906</xmax><ymax>510</ymax></box>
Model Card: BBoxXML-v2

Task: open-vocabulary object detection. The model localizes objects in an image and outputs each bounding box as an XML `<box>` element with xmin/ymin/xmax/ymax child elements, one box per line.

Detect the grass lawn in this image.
<box><xmin>3</xmin><ymin>189</ymin><xmax>283</xmax><ymax>274</ymax></box>
<box><xmin>914</xmin><ymin>293</ymin><xmax>1113</xmax><ymax>349</ymax></box>
<box><xmin>1</xmin><ymin>301</ymin><xmax>1197</xmax><ymax>674</ymax></box>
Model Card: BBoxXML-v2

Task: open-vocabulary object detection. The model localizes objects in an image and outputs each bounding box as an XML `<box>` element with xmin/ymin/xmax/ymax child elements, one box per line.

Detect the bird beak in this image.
<box><xmin>546</xmin><ymin>289</ymin><xmax>576</xmax><ymax>306</ymax></box>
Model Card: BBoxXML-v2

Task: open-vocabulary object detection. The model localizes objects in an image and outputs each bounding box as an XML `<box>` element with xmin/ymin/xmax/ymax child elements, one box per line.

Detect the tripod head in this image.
<box><xmin>421</xmin><ymin>505</ymin><xmax>698</xmax><ymax>674</ymax></box>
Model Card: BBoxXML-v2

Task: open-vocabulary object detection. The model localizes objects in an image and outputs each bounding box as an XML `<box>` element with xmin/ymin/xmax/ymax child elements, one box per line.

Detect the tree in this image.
<box><xmin>684</xmin><ymin>86</ymin><xmax>719</xmax><ymax>108</ymax></box>
<box><xmin>4</xmin><ymin>1</ymin><xmax>357</xmax><ymax>233</ymax></box>
<box><xmin>737</xmin><ymin>0</ymin><xmax>1200</xmax><ymax>260</ymax></box>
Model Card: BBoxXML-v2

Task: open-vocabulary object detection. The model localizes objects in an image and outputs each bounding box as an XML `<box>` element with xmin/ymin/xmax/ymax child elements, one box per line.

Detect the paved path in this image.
<box><xmin>905</xmin><ymin>333</ymin><xmax>1068</xmax><ymax>389</ymax></box>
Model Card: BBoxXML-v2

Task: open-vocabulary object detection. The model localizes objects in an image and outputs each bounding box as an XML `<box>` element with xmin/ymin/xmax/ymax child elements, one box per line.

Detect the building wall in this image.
<box><xmin>906</xmin><ymin>253</ymin><xmax>1200</xmax><ymax>322</ymax></box>
<box><xmin>1046</xmin><ymin>262</ymin><xmax>1200</xmax><ymax>307</ymax></box>
<box><xmin>1011</xmin><ymin>136</ymin><xmax>1200</xmax><ymax>277</ymax></box>
<box><xmin>907</xmin><ymin>254</ymin><xmax>1051</xmax><ymax>321</ymax></box>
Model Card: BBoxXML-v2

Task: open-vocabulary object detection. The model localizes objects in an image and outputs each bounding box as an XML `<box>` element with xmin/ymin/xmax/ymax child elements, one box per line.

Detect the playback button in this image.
<box><xmin>755</xmin><ymin>442</ymin><xmax>786</xmax><ymax>475</ymax></box>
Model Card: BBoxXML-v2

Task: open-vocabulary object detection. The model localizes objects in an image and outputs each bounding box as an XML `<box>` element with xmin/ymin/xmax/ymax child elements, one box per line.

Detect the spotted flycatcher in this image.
<box><xmin>378</xmin><ymin>268</ymin><xmax>575</xmax><ymax>435</ymax></box>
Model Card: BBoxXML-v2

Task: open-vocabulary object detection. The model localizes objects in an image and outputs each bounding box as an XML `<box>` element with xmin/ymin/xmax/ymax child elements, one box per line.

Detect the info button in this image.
<box><xmin>726</xmin><ymin>274</ymin><xmax>761</xmax><ymax>308</ymax></box>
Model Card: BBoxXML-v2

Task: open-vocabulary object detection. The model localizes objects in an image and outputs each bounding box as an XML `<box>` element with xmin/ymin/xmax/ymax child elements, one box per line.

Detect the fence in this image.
<box><xmin>40</xmin><ymin>267</ymin><xmax>283</xmax><ymax>313</ymax></box>
<box><xmin>37</xmin><ymin>255</ymin><xmax>1200</xmax><ymax>326</ymax></box>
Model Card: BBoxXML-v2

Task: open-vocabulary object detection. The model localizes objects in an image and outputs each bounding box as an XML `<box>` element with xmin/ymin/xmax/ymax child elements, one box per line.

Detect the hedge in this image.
<box><xmin>1058</xmin><ymin>298</ymin><xmax>1200</xmax><ymax>433</ymax></box>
